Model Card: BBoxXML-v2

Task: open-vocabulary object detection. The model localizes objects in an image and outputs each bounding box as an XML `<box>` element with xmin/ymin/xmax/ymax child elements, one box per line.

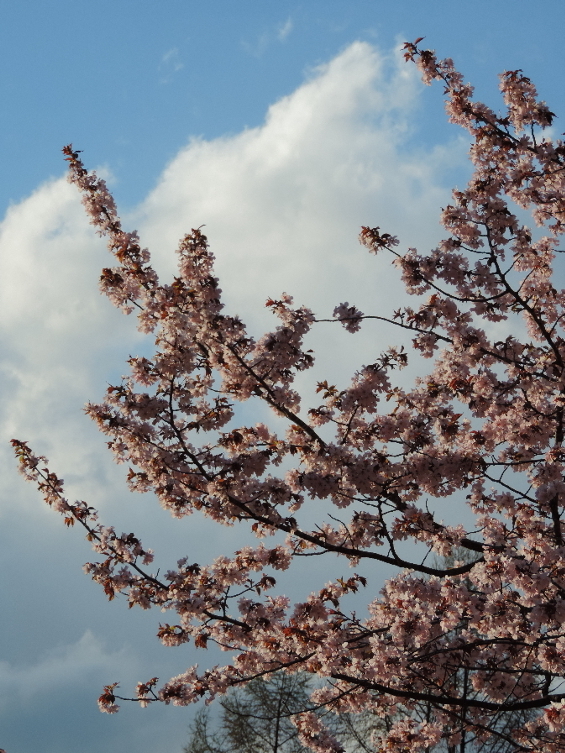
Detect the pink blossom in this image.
<box><xmin>13</xmin><ymin>43</ymin><xmax>565</xmax><ymax>752</ymax></box>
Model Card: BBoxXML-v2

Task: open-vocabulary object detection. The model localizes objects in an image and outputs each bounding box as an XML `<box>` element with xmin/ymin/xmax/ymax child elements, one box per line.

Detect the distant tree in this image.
<box><xmin>182</xmin><ymin>673</ymin><xmax>393</xmax><ymax>753</ymax></box>
<box><xmin>184</xmin><ymin>674</ymin><xmax>313</xmax><ymax>753</ymax></box>
<box><xmin>14</xmin><ymin>39</ymin><xmax>565</xmax><ymax>753</ymax></box>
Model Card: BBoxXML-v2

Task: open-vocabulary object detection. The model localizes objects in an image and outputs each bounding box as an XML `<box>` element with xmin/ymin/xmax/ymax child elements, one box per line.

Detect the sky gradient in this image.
<box><xmin>1</xmin><ymin>2</ymin><xmax>564</xmax><ymax>752</ymax></box>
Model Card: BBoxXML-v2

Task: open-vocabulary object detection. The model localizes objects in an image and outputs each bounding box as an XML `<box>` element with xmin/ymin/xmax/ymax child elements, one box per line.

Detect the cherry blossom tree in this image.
<box><xmin>13</xmin><ymin>40</ymin><xmax>565</xmax><ymax>752</ymax></box>
<box><xmin>183</xmin><ymin>560</ymin><xmax>534</xmax><ymax>753</ymax></box>
<box><xmin>183</xmin><ymin>669</ymin><xmax>528</xmax><ymax>753</ymax></box>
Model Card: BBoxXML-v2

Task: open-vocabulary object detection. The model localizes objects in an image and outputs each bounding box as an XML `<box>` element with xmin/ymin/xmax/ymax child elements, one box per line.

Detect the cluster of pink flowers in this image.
<box><xmin>15</xmin><ymin>41</ymin><xmax>565</xmax><ymax>751</ymax></box>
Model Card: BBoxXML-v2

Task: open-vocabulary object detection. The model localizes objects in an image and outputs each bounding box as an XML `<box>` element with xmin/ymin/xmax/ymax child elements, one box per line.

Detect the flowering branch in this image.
<box><xmin>14</xmin><ymin>40</ymin><xmax>565</xmax><ymax>752</ymax></box>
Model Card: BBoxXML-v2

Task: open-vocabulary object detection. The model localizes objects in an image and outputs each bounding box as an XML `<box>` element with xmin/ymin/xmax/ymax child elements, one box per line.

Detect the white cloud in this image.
<box><xmin>159</xmin><ymin>47</ymin><xmax>184</xmax><ymax>83</ymax></box>
<box><xmin>0</xmin><ymin>38</ymin><xmax>469</xmax><ymax>546</ymax></box>
<box><xmin>0</xmin><ymin>39</ymin><xmax>469</xmax><ymax>750</ymax></box>
<box><xmin>277</xmin><ymin>17</ymin><xmax>293</xmax><ymax>41</ymax></box>
<box><xmin>135</xmin><ymin>41</ymin><xmax>465</xmax><ymax>391</ymax></box>
<box><xmin>0</xmin><ymin>40</ymin><xmax>467</xmax><ymax>520</ymax></box>
<box><xmin>0</xmin><ymin>175</ymin><xmax>143</xmax><ymax>520</ymax></box>
<box><xmin>241</xmin><ymin>32</ymin><xmax>270</xmax><ymax>58</ymax></box>
<box><xmin>242</xmin><ymin>15</ymin><xmax>295</xmax><ymax>56</ymax></box>
<box><xmin>161</xmin><ymin>47</ymin><xmax>183</xmax><ymax>71</ymax></box>
<box><xmin>0</xmin><ymin>631</ymin><xmax>130</xmax><ymax>708</ymax></box>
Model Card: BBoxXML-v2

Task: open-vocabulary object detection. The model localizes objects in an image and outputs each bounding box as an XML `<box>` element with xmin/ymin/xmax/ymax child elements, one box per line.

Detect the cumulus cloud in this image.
<box><xmin>0</xmin><ymin>176</ymin><xmax>143</xmax><ymax>522</ymax></box>
<box><xmin>135</xmin><ymin>41</ymin><xmax>465</xmax><ymax>391</ymax></box>
<box><xmin>0</xmin><ymin>41</ymin><xmax>468</xmax><ymax>752</ymax></box>
<box><xmin>0</xmin><ymin>35</ymin><xmax>468</xmax><ymax>582</ymax></box>
<box><xmin>0</xmin><ymin>631</ymin><xmax>128</xmax><ymax>707</ymax></box>
<box><xmin>0</xmin><ymin>42</ymin><xmax>462</xmax><ymax>457</ymax></box>
<box><xmin>0</xmin><ymin>623</ymin><xmax>196</xmax><ymax>753</ymax></box>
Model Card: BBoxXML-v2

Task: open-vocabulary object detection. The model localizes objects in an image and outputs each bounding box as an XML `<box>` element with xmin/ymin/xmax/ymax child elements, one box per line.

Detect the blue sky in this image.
<box><xmin>1</xmin><ymin>2</ymin><xmax>564</xmax><ymax>752</ymax></box>
<box><xmin>2</xmin><ymin>0</ymin><xmax>564</xmax><ymax>212</ymax></box>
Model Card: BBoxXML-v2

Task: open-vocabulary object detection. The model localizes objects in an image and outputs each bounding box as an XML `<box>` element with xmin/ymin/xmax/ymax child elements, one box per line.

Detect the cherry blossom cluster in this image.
<box><xmin>16</xmin><ymin>42</ymin><xmax>565</xmax><ymax>751</ymax></box>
